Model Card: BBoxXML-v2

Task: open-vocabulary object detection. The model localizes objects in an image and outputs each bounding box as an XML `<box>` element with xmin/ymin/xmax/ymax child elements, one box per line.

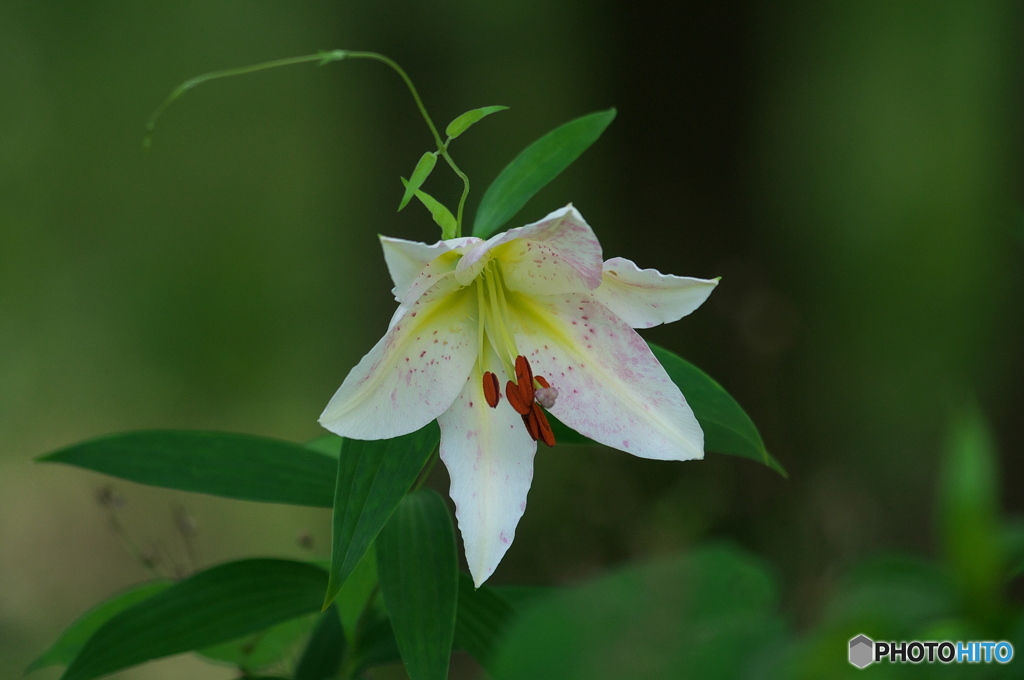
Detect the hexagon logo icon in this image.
<box><xmin>849</xmin><ymin>634</ymin><xmax>874</xmax><ymax>668</ymax></box>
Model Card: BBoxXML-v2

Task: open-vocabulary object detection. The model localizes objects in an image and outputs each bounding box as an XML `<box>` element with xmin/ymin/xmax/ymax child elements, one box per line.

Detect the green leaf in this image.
<box><xmin>650</xmin><ymin>344</ymin><xmax>786</xmax><ymax>476</ymax></box>
<box><xmin>60</xmin><ymin>559</ymin><xmax>329</xmax><ymax>680</ymax></box>
<box><xmin>40</xmin><ymin>431</ymin><xmax>337</xmax><ymax>506</ymax></box>
<box><xmin>445</xmin><ymin>105</ymin><xmax>509</xmax><ymax>141</ymax></box>
<box><xmin>377</xmin><ymin>490</ymin><xmax>458</xmax><ymax>680</ymax></box>
<box><xmin>198</xmin><ymin>614</ymin><xmax>317</xmax><ymax>672</ymax></box>
<box><xmin>491</xmin><ymin>544</ymin><xmax>784</xmax><ymax>680</ymax></box>
<box><xmin>350</xmin><ymin>610</ymin><xmax>401</xmax><ymax>671</ymax></box>
<box><xmin>473</xmin><ymin>108</ymin><xmax>616</xmax><ymax>239</ymax></box>
<box><xmin>399</xmin><ymin>152</ymin><xmax>437</xmax><ymax>211</ymax></box>
<box><xmin>939</xmin><ymin>404</ymin><xmax>1003</xmax><ymax>624</ymax></box>
<box><xmin>340</xmin><ymin>575</ymin><xmax>523</xmax><ymax>674</ymax></box>
<box><xmin>324</xmin><ymin>423</ymin><xmax>439</xmax><ymax>606</ymax></box>
<box><xmin>401</xmin><ymin>179</ymin><xmax>457</xmax><ymax>239</ymax></box>
<box><xmin>295</xmin><ymin>607</ymin><xmax>345</xmax><ymax>680</ymax></box>
<box><xmin>305</xmin><ymin>433</ymin><xmax>343</xmax><ymax>458</ymax></box>
<box><xmin>546</xmin><ymin>343</ymin><xmax>785</xmax><ymax>476</ymax></box>
<box><xmin>336</xmin><ymin>546</ymin><xmax>378</xmax><ymax>640</ymax></box>
<box><xmin>27</xmin><ymin>581</ymin><xmax>172</xmax><ymax>672</ymax></box>
<box><xmin>454</xmin><ymin>574</ymin><xmax>515</xmax><ymax>669</ymax></box>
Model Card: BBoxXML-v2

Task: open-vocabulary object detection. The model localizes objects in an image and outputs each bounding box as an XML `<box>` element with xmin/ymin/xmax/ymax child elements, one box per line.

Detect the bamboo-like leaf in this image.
<box><xmin>294</xmin><ymin>607</ymin><xmax>345</xmax><ymax>680</ymax></box>
<box><xmin>197</xmin><ymin>614</ymin><xmax>317</xmax><ymax>672</ymax></box>
<box><xmin>324</xmin><ymin>424</ymin><xmax>439</xmax><ymax>606</ymax></box>
<box><xmin>27</xmin><ymin>581</ymin><xmax>171</xmax><ymax>673</ymax></box>
<box><xmin>60</xmin><ymin>559</ymin><xmax>328</xmax><ymax>680</ymax></box>
<box><xmin>377</xmin><ymin>490</ymin><xmax>458</xmax><ymax>680</ymax></box>
<box><xmin>40</xmin><ymin>431</ymin><xmax>337</xmax><ymax>506</ymax></box>
<box><xmin>445</xmin><ymin>105</ymin><xmax>508</xmax><ymax>140</ymax></box>
<box><xmin>472</xmin><ymin>109</ymin><xmax>616</xmax><ymax>238</ymax></box>
<box><xmin>453</xmin><ymin>574</ymin><xmax>515</xmax><ymax>669</ymax></box>
<box><xmin>399</xmin><ymin>152</ymin><xmax>438</xmax><ymax>211</ymax></box>
<box><xmin>335</xmin><ymin>547</ymin><xmax>378</xmax><ymax>639</ymax></box>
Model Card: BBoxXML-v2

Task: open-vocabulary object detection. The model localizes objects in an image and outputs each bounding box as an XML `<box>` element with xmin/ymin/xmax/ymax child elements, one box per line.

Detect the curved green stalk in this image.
<box><xmin>145</xmin><ymin>49</ymin><xmax>471</xmax><ymax>236</ymax></box>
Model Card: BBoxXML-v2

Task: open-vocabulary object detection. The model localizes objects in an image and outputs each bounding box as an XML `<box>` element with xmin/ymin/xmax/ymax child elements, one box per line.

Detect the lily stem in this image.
<box><xmin>145</xmin><ymin>49</ymin><xmax>471</xmax><ymax>237</ymax></box>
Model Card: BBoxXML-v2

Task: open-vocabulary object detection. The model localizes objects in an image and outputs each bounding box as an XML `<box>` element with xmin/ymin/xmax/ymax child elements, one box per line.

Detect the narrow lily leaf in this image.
<box><xmin>445</xmin><ymin>105</ymin><xmax>509</xmax><ymax>141</ymax></box>
<box><xmin>324</xmin><ymin>423</ymin><xmax>439</xmax><ymax>606</ymax></box>
<box><xmin>295</xmin><ymin>606</ymin><xmax>345</xmax><ymax>680</ymax></box>
<box><xmin>398</xmin><ymin>152</ymin><xmax>437</xmax><ymax>211</ymax></box>
<box><xmin>305</xmin><ymin>433</ymin><xmax>343</xmax><ymax>458</ymax></box>
<box><xmin>336</xmin><ymin>546</ymin><xmax>378</xmax><ymax>639</ymax></box>
<box><xmin>402</xmin><ymin>178</ymin><xmax>457</xmax><ymax>239</ymax></box>
<box><xmin>350</xmin><ymin>611</ymin><xmax>401</xmax><ymax>671</ymax></box>
<box><xmin>454</xmin><ymin>574</ymin><xmax>515</xmax><ymax>669</ymax></box>
<box><xmin>40</xmin><ymin>431</ymin><xmax>337</xmax><ymax>506</ymax></box>
<box><xmin>60</xmin><ymin>559</ymin><xmax>329</xmax><ymax>680</ymax></box>
<box><xmin>26</xmin><ymin>581</ymin><xmax>172</xmax><ymax>672</ymax></box>
<box><xmin>340</xmin><ymin>575</ymin><xmax>536</xmax><ymax>674</ymax></box>
<box><xmin>377</xmin><ymin>490</ymin><xmax>458</xmax><ymax>680</ymax></box>
<box><xmin>650</xmin><ymin>344</ymin><xmax>786</xmax><ymax>477</ymax></box>
<box><xmin>198</xmin><ymin>614</ymin><xmax>317</xmax><ymax>671</ymax></box>
<box><xmin>546</xmin><ymin>343</ymin><xmax>785</xmax><ymax>476</ymax></box>
<box><xmin>939</xmin><ymin>405</ymin><xmax>1003</xmax><ymax>624</ymax></box>
<box><xmin>472</xmin><ymin>108</ymin><xmax>616</xmax><ymax>238</ymax></box>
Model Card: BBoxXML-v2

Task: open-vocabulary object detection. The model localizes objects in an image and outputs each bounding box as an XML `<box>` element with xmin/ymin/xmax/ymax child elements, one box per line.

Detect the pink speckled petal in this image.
<box><xmin>381</xmin><ymin>236</ymin><xmax>482</xmax><ymax>306</ymax></box>
<box><xmin>593</xmin><ymin>257</ymin><xmax>719</xmax><ymax>329</ymax></box>
<box><xmin>319</xmin><ymin>281</ymin><xmax>477</xmax><ymax>440</ymax></box>
<box><xmin>379</xmin><ymin>236</ymin><xmax>450</xmax><ymax>301</ymax></box>
<box><xmin>438</xmin><ymin>348</ymin><xmax>537</xmax><ymax>587</ymax></box>
<box><xmin>510</xmin><ymin>293</ymin><xmax>704</xmax><ymax>461</ymax></box>
<box><xmin>455</xmin><ymin>205</ymin><xmax>603</xmax><ymax>294</ymax></box>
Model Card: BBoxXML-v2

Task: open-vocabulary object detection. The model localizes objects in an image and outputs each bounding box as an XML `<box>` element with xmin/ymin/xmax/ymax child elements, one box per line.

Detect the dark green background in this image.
<box><xmin>1</xmin><ymin>2</ymin><xmax>1020</xmax><ymax>678</ymax></box>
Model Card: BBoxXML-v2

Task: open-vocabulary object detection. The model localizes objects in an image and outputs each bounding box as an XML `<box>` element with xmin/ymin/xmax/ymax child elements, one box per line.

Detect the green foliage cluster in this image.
<box><xmin>34</xmin><ymin>341</ymin><xmax>777</xmax><ymax>679</ymax></box>
<box><xmin>31</xmin><ymin>404</ymin><xmax>1022</xmax><ymax>679</ymax></box>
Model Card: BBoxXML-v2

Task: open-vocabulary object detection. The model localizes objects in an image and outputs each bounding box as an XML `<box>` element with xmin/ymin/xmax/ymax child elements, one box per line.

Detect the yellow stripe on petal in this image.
<box><xmin>319</xmin><ymin>284</ymin><xmax>477</xmax><ymax>440</ymax></box>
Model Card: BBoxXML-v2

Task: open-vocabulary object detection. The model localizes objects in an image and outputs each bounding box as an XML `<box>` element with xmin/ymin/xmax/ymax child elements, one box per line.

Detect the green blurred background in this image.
<box><xmin>1</xmin><ymin>1</ymin><xmax>1021</xmax><ymax>678</ymax></box>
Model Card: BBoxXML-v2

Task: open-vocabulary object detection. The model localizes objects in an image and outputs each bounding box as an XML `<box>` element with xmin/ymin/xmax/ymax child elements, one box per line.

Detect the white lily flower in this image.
<box><xmin>320</xmin><ymin>205</ymin><xmax>718</xmax><ymax>586</ymax></box>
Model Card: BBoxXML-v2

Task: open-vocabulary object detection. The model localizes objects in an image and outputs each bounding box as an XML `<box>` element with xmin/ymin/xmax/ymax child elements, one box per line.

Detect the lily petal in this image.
<box><xmin>319</xmin><ymin>282</ymin><xmax>478</xmax><ymax>440</ymax></box>
<box><xmin>380</xmin><ymin>236</ymin><xmax>482</xmax><ymax>304</ymax></box>
<box><xmin>511</xmin><ymin>293</ymin><xmax>704</xmax><ymax>461</ymax></box>
<box><xmin>380</xmin><ymin>236</ymin><xmax>451</xmax><ymax>302</ymax></box>
<box><xmin>456</xmin><ymin>205</ymin><xmax>604</xmax><ymax>295</ymax></box>
<box><xmin>438</xmin><ymin>348</ymin><xmax>537</xmax><ymax>587</ymax></box>
<box><xmin>592</xmin><ymin>257</ymin><xmax>719</xmax><ymax>329</ymax></box>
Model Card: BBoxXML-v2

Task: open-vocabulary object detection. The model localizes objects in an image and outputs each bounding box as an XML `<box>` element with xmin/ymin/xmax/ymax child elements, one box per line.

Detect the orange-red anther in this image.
<box><xmin>506</xmin><ymin>380</ymin><xmax>532</xmax><ymax>415</ymax></box>
<box><xmin>532</xmin><ymin>403</ymin><xmax>556</xmax><ymax>447</ymax></box>
<box><xmin>482</xmin><ymin>371</ymin><xmax>501</xmax><ymax>408</ymax></box>
<box><xmin>522</xmin><ymin>410</ymin><xmax>540</xmax><ymax>441</ymax></box>
<box><xmin>534</xmin><ymin>375</ymin><xmax>550</xmax><ymax>389</ymax></box>
<box><xmin>514</xmin><ymin>355</ymin><xmax>535</xmax><ymax>402</ymax></box>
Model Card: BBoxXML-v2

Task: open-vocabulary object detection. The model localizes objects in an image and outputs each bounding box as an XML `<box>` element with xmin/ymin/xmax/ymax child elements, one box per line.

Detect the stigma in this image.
<box><xmin>482</xmin><ymin>355</ymin><xmax>556</xmax><ymax>447</ymax></box>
